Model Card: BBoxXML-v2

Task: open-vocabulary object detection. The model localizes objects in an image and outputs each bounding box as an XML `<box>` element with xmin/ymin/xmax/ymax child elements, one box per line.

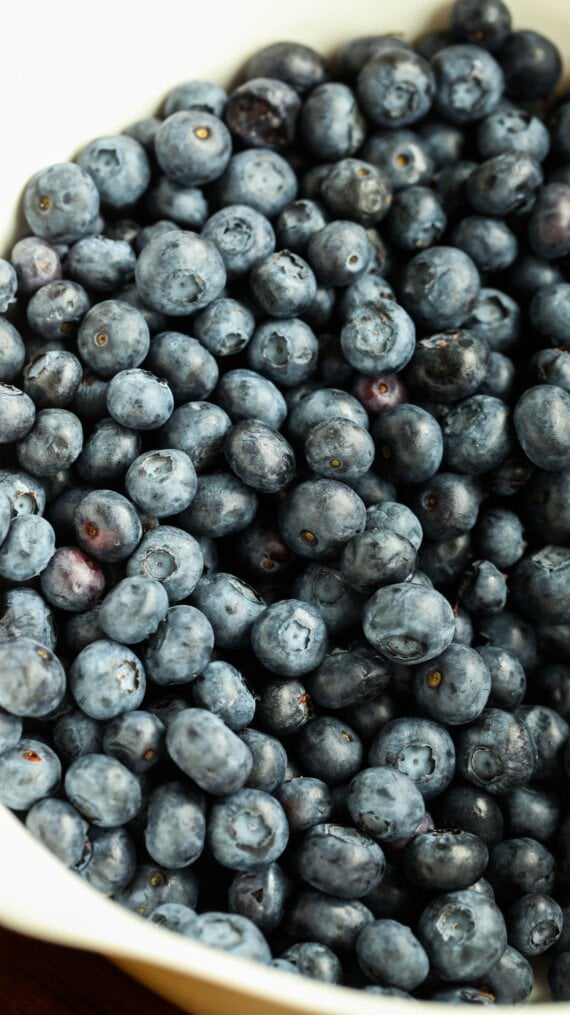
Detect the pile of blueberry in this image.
<box><xmin>1</xmin><ymin>0</ymin><xmax>570</xmax><ymax>1003</ymax></box>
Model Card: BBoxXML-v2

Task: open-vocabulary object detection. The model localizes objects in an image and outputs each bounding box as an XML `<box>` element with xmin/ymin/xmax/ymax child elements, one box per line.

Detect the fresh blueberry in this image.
<box><xmin>144</xmin><ymin>605</ymin><xmax>214</xmax><ymax>686</ymax></box>
<box><xmin>369</xmin><ymin>716</ymin><xmax>456</xmax><ymax>800</ymax></box>
<box><xmin>144</xmin><ymin>781</ymin><xmax>206</xmax><ymax>868</ymax></box>
<box><xmin>0</xmin><ymin>738</ymin><xmax>62</xmax><ymax>810</ymax></box>
<box><xmin>431</xmin><ymin>44</ymin><xmax>504</xmax><ymax>123</ymax></box>
<box><xmin>356</xmin><ymin>918</ymin><xmax>429</xmax><ymax>990</ymax></box>
<box><xmin>23</xmin><ymin>163</ymin><xmax>100</xmax><ymax>244</ymax></box>
<box><xmin>357</xmin><ymin>48</ymin><xmax>435</xmax><ymax>127</ymax></box>
<box><xmin>77</xmin><ymin>135</ymin><xmax>150</xmax><ymax>208</ymax></box>
<box><xmin>135</xmin><ymin>229</ymin><xmax>226</xmax><ymax>316</ymax></box>
<box><xmin>215</xmin><ymin>369</ymin><xmax>287</xmax><ymax>429</ymax></box>
<box><xmin>64</xmin><ymin>753</ymin><xmax>141</xmax><ymax>827</ymax></box>
<box><xmin>193</xmin><ymin>298</ymin><xmax>255</xmax><ymax>358</ymax></box>
<box><xmin>77</xmin><ymin>299</ymin><xmax>150</xmax><ymax>378</ymax></box>
<box><xmin>126</xmin><ymin>525</ymin><xmax>203</xmax><ymax>602</ymax></box>
<box><xmin>40</xmin><ymin>546</ymin><xmax>105</xmax><ymax>612</ymax></box>
<box><xmin>166</xmin><ymin>708</ymin><xmax>252</xmax><ymax>794</ymax></box>
<box><xmin>155</xmin><ymin>111</ymin><xmax>232</xmax><ymax>186</ymax></box>
<box><xmin>400</xmin><ymin>246</ymin><xmax>480</xmax><ymax>331</ymax></box>
<box><xmin>207</xmin><ymin>787</ymin><xmax>289</xmax><ymax>870</ymax></box>
<box><xmin>363</xmin><ymin>582</ymin><xmax>455</xmax><ymax>664</ymax></box>
<box><xmin>215</xmin><ymin>148</ymin><xmax>298</xmax><ymax>217</ymax></box>
<box><xmin>229</xmin><ymin>863</ymin><xmax>290</xmax><ymax>932</ymax></box>
<box><xmin>418</xmin><ymin>888</ymin><xmax>507</xmax><ymax>981</ymax></box>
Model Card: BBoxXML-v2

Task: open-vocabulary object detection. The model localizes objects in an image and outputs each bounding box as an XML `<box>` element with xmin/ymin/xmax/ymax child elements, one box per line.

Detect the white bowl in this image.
<box><xmin>0</xmin><ymin>1</ymin><xmax>568</xmax><ymax>1012</ymax></box>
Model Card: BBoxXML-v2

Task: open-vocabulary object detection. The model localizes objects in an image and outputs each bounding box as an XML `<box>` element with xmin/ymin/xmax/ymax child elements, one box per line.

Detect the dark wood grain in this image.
<box><xmin>0</xmin><ymin>925</ymin><xmax>188</xmax><ymax>1015</ymax></box>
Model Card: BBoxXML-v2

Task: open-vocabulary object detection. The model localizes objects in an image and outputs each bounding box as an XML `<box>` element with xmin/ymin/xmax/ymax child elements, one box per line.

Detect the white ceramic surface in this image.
<box><xmin>0</xmin><ymin>0</ymin><xmax>568</xmax><ymax>1011</ymax></box>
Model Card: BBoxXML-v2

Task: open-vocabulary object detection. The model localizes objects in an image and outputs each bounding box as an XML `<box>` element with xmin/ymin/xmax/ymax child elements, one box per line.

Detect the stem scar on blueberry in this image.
<box><xmin>427</xmin><ymin>670</ymin><xmax>442</xmax><ymax>688</ymax></box>
<box><xmin>95</xmin><ymin>332</ymin><xmax>108</xmax><ymax>346</ymax></box>
<box><xmin>194</xmin><ymin>126</ymin><xmax>211</xmax><ymax>140</ymax></box>
<box><xmin>84</xmin><ymin>521</ymin><xmax>99</xmax><ymax>539</ymax></box>
<box><xmin>329</xmin><ymin>458</ymin><xmax>341</xmax><ymax>469</ymax></box>
<box><xmin>38</xmin><ymin>195</ymin><xmax>52</xmax><ymax>210</ymax></box>
<box><xmin>262</xmin><ymin>558</ymin><xmax>275</xmax><ymax>569</ymax></box>
<box><xmin>36</xmin><ymin>648</ymin><xmax>50</xmax><ymax>660</ymax></box>
<box><xmin>396</xmin><ymin>152</ymin><xmax>410</xmax><ymax>167</ymax></box>
<box><xmin>300</xmin><ymin>529</ymin><xmax>317</xmax><ymax>544</ymax></box>
<box><xmin>23</xmin><ymin>750</ymin><xmax>42</xmax><ymax>762</ymax></box>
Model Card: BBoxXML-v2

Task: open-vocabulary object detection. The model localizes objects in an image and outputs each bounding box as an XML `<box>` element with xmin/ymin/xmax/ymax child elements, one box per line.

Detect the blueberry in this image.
<box><xmin>215</xmin><ymin>368</ymin><xmax>287</xmax><ymax>429</ymax></box>
<box><xmin>279</xmin><ymin>943</ymin><xmax>341</xmax><ymax>983</ymax></box>
<box><xmin>144</xmin><ymin>781</ymin><xmax>206</xmax><ymax>868</ymax></box>
<box><xmin>369</xmin><ymin>716</ymin><xmax>456</xmax><ymax>800</ymax></box>
<box><xmin>347</xmin><ymin>766</ymin><xmax>426</xmax><ymax>844</ymax></box>
<box><xmin>374</xmin><ymin>404</ymin><xmax>444</xmax><ymax>484</ymax></box>
<box><xmin>442</xmin><ymin>394</ymin><xmax>512</xmax><ymax>474</ymax></box>
<box><xmin>126</xmin><ymin>525</ymin><xmax>203</xmax><ymax>602</ymax></box>
<box><xmin>362</xmin><ymin>128</ymin><xmax>435</xmax><ymax>191</ymax></box>
<box><xmin>400</xmin><ymin>246</ymin><xmax>480</xmax><ymax>332</ymax></box>
<box><xmin>77</xmin><ymin>135</ymin><xmax>150</xmax><ymax>208</ymax></box>
<box><xmin>25</xmin><ymin>798</ymin><xmax>87</xmax><ymax>868</ymax></box>
<box><xmin>40</xmin><ymin>545</ymin><xmax>105</xmax><ymax>612</ymax></box>
<box><xmin>144</xmin><ymin>605</ymin><xmax>214</xmax><ymax>686</ymax></box>
<box><xmin>229</xmin><ymin>863</ymin><xmax>290</xmax><ymax>932</ymax></box>
<box><xmin>499</xmin><ymin>30</ymin><xmax>562</xmax><ymax>99</ymax></box>
<box><xmin>357</xmin><ymin>919</ymin><xmax>429</xmax><ymax>990</ymax></box>
<box><xmin>103</xmin><ymin>710</ymin><xmax>165</xmax><ymax>773</ymax></box>
<box><xmin>431</xmin><ymin>44</ymin><xmax>504</xmax><ymax>123</ymax></box>
<box><xmin>255</xmin><ymin>677</ymin><xmax>312</xmax><ymax>736</ymax></box>
<box><xmin>413</xmin><ymin>473</ymin><xmax>480</xmax><ymax>542</ymax></box>
<box><xmin>10</xmin><ymin>236</ymin><xmax>62</xmax><ymax>294</ymax></box>
<box><xmin>276</xmin><ymin>777</ymin><xmax>333</xmax><ymax>832</ymax></box>
<box><xmin>118</xmin><ymin>865</ymin><xmax>199</xmax><ymax>919</ymax></box>
<box><xmin>455</xmin><ymin>708</ymin><xmax>537</xmax><ymax>794</ymax></box>
<box><xmin>23</xmin><ymin>163</ymin><xmax>100</xmax><ymax>244</ymax></box>
<box><xmin>306</xmin><ymin>645</ymin><xmax>391</xmax><ymax>710</ymax></box>
<box><xmin>166</xmin><ymin>708</ymin><xmax>252</xmax><ymax>794</ymax></box>
<box><xmin>363</xmin><ymin>583</ymin><xmax>455</xmax><ymax>664</ymax></box>
<box><xmin>418</xmin><ymin>888</ymin><xmax>507</xmax><ymax>981</ymax></box>
<box><xmin>296</xmin><ymin>823</ymin><xmax>385</xmax><ymax>899</ymax></box>
<box><xmin>251</xmin><ymin>599</ymin><xmax>327</xmax><ymax>677</ymax></box>
<box><xmin>300</xmin><ymin>84</ymin><xmax>365</xmax><ymax>161</ymax></box>
<box><xmin>476</xmin><ymin>646</ymin><xmax>526</xmax><ymax>711</ymax></box>
<box><xmin>77</xmin><ymin>299</ymin><xmax>150</xmax><ymax>378</ymax></box>
<box><xmin>488</xmin><ymin>837</ymin><xmax>556</xmax><ymax>901</ymax></box>
<box><xmin>52</xmin><ymin>709</ymin><xmax>103</xmax><ymax>762</ymax></box>
<box><xmin>193</xmin><ymin>298</ymin><xmax>255</xmax><ymax>358</ymax></box>
<box><xmin>320</xmin><ymin>159</ymin><xmax>392</xmax><ymax>228</ymax></box>
<box><xmin>76</xmin><ymin>419</ymin><xmax>141</xmax><ymax>484</ymax></box>
<box><xmin>207</xmin><ymin>787</ymin><xmax>289</xmax><ymax>871</ymax></box>
<box><xmin>287</xmin><ymin>385</ymin><xmax>368</xmax><ymax>442</ymax></box>
<box><xmin>201</xmin><ymin>203</ymin><xmax>275</xmax><ymax>279</ymax></box>
<box><xmin>155</xmin><ymin>110</ymin><xmax>232</xmax><ymax>186</ymax></box>
<box><xmin>0</xmin><ymin>515</ymin><xmax>55</xmax><ymax>581</ymax></box>
<box><xmin>146</xmin><ymin>903</ymin><xmax>198</xmax><ymax>936</ymax></box>
<box><xmin>146</xmin><ymin>177</ymin><xmax>209</xmax><ymax>229</ymax></box>
<box><xmin>548</xmin><ymin>952</ymin><xmax>570</xmax><ymax>1000</ymax></box>
<box><xmin>0</xmin><ymin>738</ymin><xmax>62</xmax><ymax>810</ymax></box>
<box><xmin>478</xmin><ymin>944</ymin><xmax>533</xmax><ymax>1003</ymax></box>
<box><xmin>240</xmin><ymin>727</ymin><xmax>287</xmax><ymax>794</ymax></box>
<box><xmin>224</xmin><ymin>420</ymin><xmax>295</xmax><ymax>494</ymax></box>
<box><xmin>69</xmin><ymin>639</ymin><xmax>146</xmax><ymax>719</ymax></box>
<box><xmin>477</xmin><ymin>105</ymin><xmax>550</xmax><ymax>160</ymax></box>
<box><xmin>357</xmin><ymin>48</ymin><xmax>435</xmax><ymax>128</ymax></box>
<box><xmin>160</xmin><ymin>400</ymin><xmax>231</xmax><ymax>472</ymax></box>
<box><xmin>279</xmin><ymin>478</ymin><xmax>366</xmax><ymax>560</ymax></box>
<box><xmin>387</xmin><ymin>184</ymin><xmax>447</xmax><ymax>251</ymax></box>
<box><xmin>285</xmin><ymin>890</ymin><xmax>373</xmax><ymax>951</ymax></box>
<box><xmin>247</xmin><ymin>318</ymin><xmax>319</xmax><ymax>387</ymax></box>
<box><xmin>451</xmin><ymin>0</ymin><xmax>512</xmax><ymax>51</ymax></box>
<box><xmin>180</xmin><ymin>471</ymin><xmax>257</xmax><ymax>538</ymax></box>
<box><xmin>189</xmin><ymin>912</ymin><xmax>271</xmax><ymax>963</ymax></box>
<box><xmin>514</xmin><ymin>385</ymin><xmax>570</xmax><ymax>472</ymax></box>
<box><xmin>192</xmin><ymin>664</ymin><xmax>254</xmax><ymax>732</ymax></box>
<box><xmin>0</xmin><ymin>384</ymin><xmax>35</xmax><ymax>443</ymax></box>
<box><xmin>135</xmin><ymin>229</ymin><xmax>226</xmax><ymax>316</ymax></box>
<box><xmin>403</xmin><ymin>829</ymin><xmax>489</xmax><ymax>891</ymax></box>
<box><xmin>336</xmin><ymin>34</ymin><xmax>413</xmax><ymax>80</ymax></box>
<box><xmin>0</xmin><ymin>636</ymin><xmax>65</xmax><ymax>718</ymax></box>
<box><xmin>244</xmin><ymin>41</ymin><xmax>328</xmax><ymax>94</ymax></box>
<box><xmin>64</xmin><ymin>753</ymin><xmax>141</xmax><ymax>827</ymax></box>
<box><xmin>506</xmin><ymin>894</ymin><xmax>563</xmax><ymax>956</ymax></box>
<box><xmin>190</xmin><ymin>571</ymin><xmax>264</xmax><ymax>648</ymax></box>
<box><xmin>23</xmin><ymin>350</ymin><xmax>83</xmax><ymax>408</ymax></box>
<box><xmin>340</xmin><ymin>298</ymin><xmax>415</xmax><ymax>375</ymax></box>
<box><xmin>98</xmin><ymin>576</ymin><xmax>169</xmax><ymax>645</ymax></box>
<box><xmin>0</xmin><ymin>318</ymin><xmax>26</xmax><ymax>381</ymax></box>
<box><xmin>73</xmin><ymin>488</ymin><xmax>141</xmax><ymax>563</ymax></box>
<box><xmin>432</xmin><ymin>784</ymin><xmax>504</xmax><ymax>850</ymax></box>
<box><xmin>66</xmin><ymin>235</ymin><xmax>136</xmax><ymax>292</ymax></box>
<box><xmin>216</xmin><ymin>148</ymin><xmax>298</xmax><ymax>217</ymax></box>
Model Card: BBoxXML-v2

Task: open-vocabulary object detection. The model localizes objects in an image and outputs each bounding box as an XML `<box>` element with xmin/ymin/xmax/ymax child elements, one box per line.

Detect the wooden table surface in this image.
<box><xmin>0</xmin><ymin>924</ymin><xmax>189</xmax><ymax>1014</ymax></box>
